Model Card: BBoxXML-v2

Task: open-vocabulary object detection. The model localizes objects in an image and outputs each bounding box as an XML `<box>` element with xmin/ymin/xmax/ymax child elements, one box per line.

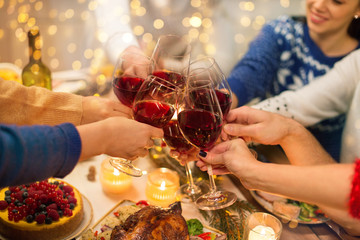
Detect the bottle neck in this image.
<box><xmin>28</xmin><ymin>33</ymin><xmax>42</xmax><ymax>62</ymax></box>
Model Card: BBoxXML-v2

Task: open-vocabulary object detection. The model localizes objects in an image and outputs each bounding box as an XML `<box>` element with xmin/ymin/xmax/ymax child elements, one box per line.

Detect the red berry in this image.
<box><xmin>35</xmin><ymin>214</ymin><xmax>46</xmax><ymax>224</ymax></box>
<box><xmin>67</xmin><ymin>196</ymin><xmax>77</xmax><ymax>204</ymax></box>
<box><xmin>62</xmin><ymin>185</ymin><xmax>73</xmax><ymax>194</ymax></box>
<box><xmin>0</xmin><ymin>201</ymin><xmax>8</xmax><ymax>210</ymax></box>
<box><xmin>47</xmin><ymin>209</ymin><xmax>59</xmax><ymax>221</ymax></box>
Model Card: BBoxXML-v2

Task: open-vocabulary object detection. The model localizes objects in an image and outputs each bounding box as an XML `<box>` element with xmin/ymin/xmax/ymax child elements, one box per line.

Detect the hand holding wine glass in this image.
<box><xmin>177</xmin><ymin>77</ymin><xmax>237</xmax><ymax>210</ymax></box>
<box><xmin>112</xmin><ymin>51</ymin><xmax>154</xmax><ymax>108</ymax></box>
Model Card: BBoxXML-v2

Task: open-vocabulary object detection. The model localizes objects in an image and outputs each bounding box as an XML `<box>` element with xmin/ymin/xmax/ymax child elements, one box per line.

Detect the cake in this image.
<box><xmin>0</xmin><ymin>178</ymin><xmax>84</xmax><ymax>240</ymax></box>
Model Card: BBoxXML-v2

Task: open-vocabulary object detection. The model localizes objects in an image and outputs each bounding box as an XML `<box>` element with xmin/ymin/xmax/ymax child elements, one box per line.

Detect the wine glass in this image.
<box><xmin>177</xmin><ymin>78</ymin><xmax>237</xmax><ymax>210</ymax></box>
<box><xmin>151</xmin><ymin>34</ymin><xmax>191</xmax><ymax>88</ymax></box>
<box><xmin>187</xmin><ymin>56</ymin><xmax>232</xmax><ymax>118</ymax></box>
<box><xmin>162</xmin><ymin>115</ymin><xmax>210</xmax><ymax>202</ymax></box>
<box><xmin>112</xmin><ymin>51</ymin><xmax>154</xmax><ymax>107</ymax></box>
<box><xmin>110</xmin><ymin>75</ymin><xmax>178</xmax><ymax>177</ymax></box>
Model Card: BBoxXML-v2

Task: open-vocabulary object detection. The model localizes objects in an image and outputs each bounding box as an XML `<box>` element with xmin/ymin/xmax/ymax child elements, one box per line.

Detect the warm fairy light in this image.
<box><xmin>34</xmin><ymin>1</ymin><xmax>43</xmax><ymax>11</ymax></box>
<box><xmin>280</xmin><ymin>0</ymin><xmax>290</xmax><ymax>8</ymax></box>
<box><xmin>240</xmin><ymin>16</ymin><xmax>252</xmax><ymax>27</ymax></box>
<box><xmin>130</xmin><ymin>0</ymin><xmax>140</xmax><ymax>9</ymax></box>
<box><xmin>33</xmin><ymin>50</ymin><xmax>41</xmax><ymax>60</ymax></box>
<box><xmin>0</xmin><ymin>29</ymin><xmax>4</xmax><ymax>39</ymax></box>
<box><xmin>50</xmin><ymin>58</ymin><xmax>59</xmax><ymax>69</ymax></box>
<box><xmin>18</xmin><ymin>13</ymin><xmax>29</xmax><ymax>23</ymax></box>
<box><xmin>255</xmin><ymin>15</ymin><xmax>266</xmax><ymax>26</ymax></box>
<box><xmin>67</xmin><ymin>43</ymin><xmax>77</xmax><ymax>53</ymax></box>
<box><xmin>96</xmin><ymin>74</ymin><xmax>106</xmax><ymax>85</ymax></box>
<box><xmin>133</xmin><ymin>25</ymin><xmax>144</xmax><ymax>36</ymax></box>
<box><xmin>135</xmin><ymin>7</ymin><xmax>146</xmax><ymax>16</ymax></box>
<box><xmin>191</xmin><ymin>0</ymin><xmax>201</xmax><ymax>8</ymax></box>
<box><xmin>199</xmin><ymin>33</ymin><xmax>209</xmax><ymax>43</ymax></box>
<box><xmin>0</xmin><ymin>0</ymin><xmax>4</xmax><ymax>8</ymax></box>
<box><xmin>14</xmin><ymin>59</ymin><xmax>23</xmax><ymax>67</ymax></box>
<box><xmin>188</xmin><ymin>28</ymin><xmax>199</xmax><ymax>38</ymax></box>
<box><xmin>30</xmin><ymin>63</ymin><xmax>39</xmax><ymax>73</ymax></box>
<box><xmin>65</xmin><ymin>9</ymin><xmax>75</xmax><ymax>19</ymax></box>
<box><xmin>72</xmin><ymin>60</ymin><xmax>82</xmax><ymax>70</ymax></box>
<box><xmin>205</xmin><ymin>44</ymin><xmax>216</xmax><ymax>55</ymax></box>
<box><xmin>97</xmin><ymin>31</ymin><xmax>108</xmax><ymax>43</ymax></box>
<box><xmin>182</xmin><ymin>17</ymin><xmax>191</xmax><ymax>28</ymax></box>
<box><xmin>47</xmin><ymin>25</ymin><xmax>57</xmax><ymax>35</ymax></box>
<box><xmin>190</xmin><ymin>16</ymin><xmax>202</xmax><ymax>28</ymax></box>
<box><xmin>88</xmin><ymin>1</ymin><xmax>98</xmax><ymax>11</ymax></box>
<box><xmin>202</xmin><ymin>18</ymin><xmax>212</xmax><ymax>28</ymax></box>
<box><xmin>81</xmin><ymin>10</ymin><xmax>90</xmax><ymax>20</ymax></box>
<box><xmin>84</xmin><ymin>48</ymin><xmax>93</xmax><ymax>59</ymax></box>
<box><xmin>153</xmin><ymin>19</ymin><xmax>164</xmax><ymax>29</ymax></box>
<box><xmin>142</xmin><ymin>33</ymin><xmax>153</xmax><ymax>43</ymax></box>
<box><xmin>27</xmin><ymin>17</ymin><xmax>36</xmax><ymax>27</ymax></box>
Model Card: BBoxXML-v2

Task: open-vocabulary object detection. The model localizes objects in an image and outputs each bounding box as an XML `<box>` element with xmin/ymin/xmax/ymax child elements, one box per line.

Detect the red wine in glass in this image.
<box><xmin>178</xmin><ymin>109</ymin><xmax>223</xmax><ymax>151</ymax></box>
<box><xmin>113</xmin><ymin>76</ymin><xmax>145</xmax><ymax>107</ymax></box>
<box><xmin>153</xmin><ymin>70</ymin><xmax>186</xmax><ymax>88</ymax></box>
<box><xmin>216</xmin><ymin>90</ymin><xmax>232</xmax><ymax>118</ymax></box>
<box><xmin>163</xmin><ymin>120</ymin><xmax>194</xmax><ymax>153</ymax></box>
<box><xmin>133</xmin><ymin>100</ymin><xmax>175</xmax><ymax>128</ymax></box>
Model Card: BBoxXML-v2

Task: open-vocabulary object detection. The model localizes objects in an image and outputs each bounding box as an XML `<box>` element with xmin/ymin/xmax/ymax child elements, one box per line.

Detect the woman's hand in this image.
<box><xmin>78</xmin><ymin>117</ymin><xmax>163</xmax><ymax>160</ymax></box>
<box><xmin>222</xmin><ymin>106</ymin><xmax>301</xmax><ymax>146</ymax></box>
<box><xmin>81</xmin><ymin>96</ymin><xmax>132</xmax><ymax>125</ymax></box>
<box><xmin>196</xmin><ymin>138</ymin><xmax>259</xmax><ymax>177</ymax></box>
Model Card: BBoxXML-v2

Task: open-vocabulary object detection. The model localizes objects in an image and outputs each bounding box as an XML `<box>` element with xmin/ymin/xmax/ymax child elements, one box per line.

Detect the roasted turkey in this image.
<box><xmin>110</xmin><ymin>201</ymin><xmax>189</xmax><ymax>240</ymax></box>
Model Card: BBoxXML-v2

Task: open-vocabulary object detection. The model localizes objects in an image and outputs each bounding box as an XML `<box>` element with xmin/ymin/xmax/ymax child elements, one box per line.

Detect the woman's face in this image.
<box><xmin>306</xmin><ymin>0</ymin><xmax>360</xmax><ymax>36</ymax></box>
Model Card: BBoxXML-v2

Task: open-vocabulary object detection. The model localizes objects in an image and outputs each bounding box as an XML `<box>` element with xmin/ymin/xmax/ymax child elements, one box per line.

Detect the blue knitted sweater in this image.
<box><xmin>0</xmin><ymin>123</ymin><xmax>81</xmax><ymax>187</ymax></box>
<box><xmin>228</xmin><ymin>15</ymin><xmax>360</xmax><ymax>161</ymax></box>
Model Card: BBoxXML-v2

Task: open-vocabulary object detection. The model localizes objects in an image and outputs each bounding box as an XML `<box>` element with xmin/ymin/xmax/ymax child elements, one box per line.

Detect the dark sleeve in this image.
<box><xmin>0</xmin><ymin>123</ymin><xmax>81</xmax><ymax>187</ymax></box>
<box><xmin>227</xmin><ymin>22</ymin><xmax>282</xmax><ymax>106</ymax></box>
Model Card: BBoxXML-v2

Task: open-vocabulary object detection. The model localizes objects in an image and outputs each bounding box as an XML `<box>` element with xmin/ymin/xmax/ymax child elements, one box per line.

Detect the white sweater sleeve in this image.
<box><xmin>95</xmin><ymin>0</ymin><xmax>139</xmax><ymax>64</ymax></box>
<box><xmin>253</xmin><ymin>50</ymin><xmax>360</xmax><ymax>126</ymax></box>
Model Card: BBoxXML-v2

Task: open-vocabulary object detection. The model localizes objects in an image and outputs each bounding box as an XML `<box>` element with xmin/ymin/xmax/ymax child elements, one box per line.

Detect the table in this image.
<box><xmin>63</xmin><ymin>151</ymin><xmax>342</xmax><ymax>240</ymax></box>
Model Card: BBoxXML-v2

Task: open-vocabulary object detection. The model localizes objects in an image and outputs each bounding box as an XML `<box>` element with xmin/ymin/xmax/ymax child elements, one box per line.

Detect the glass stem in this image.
<box><xmin>185</xmin><ymin>162</ymin><xmax>196</xmax><ymax>188</ymax></box>
<box><xmin>207</xmin><ymin>164</ymin><xmax>217</xmax><ymax>194</ymax></box>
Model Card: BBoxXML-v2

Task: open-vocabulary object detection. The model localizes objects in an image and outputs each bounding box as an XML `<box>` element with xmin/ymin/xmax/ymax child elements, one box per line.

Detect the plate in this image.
<box><xmin>80</xmin><ymin>200</ymin><xmax>226</xmax><ymax>239</ymax></box>
<box><xmin>65</xmin><ymin>194</ymin><xmax>93</xmax><ymax>240</ymax></box>
<box><xmin>250</xmin><ymin>190</ymin><xmax>329</xmax><ymax>224</ymax></box>
<box><xmin>0</xmin><ymin>194</ymin><xmax>93</xmax><ymax>240</ymax></box>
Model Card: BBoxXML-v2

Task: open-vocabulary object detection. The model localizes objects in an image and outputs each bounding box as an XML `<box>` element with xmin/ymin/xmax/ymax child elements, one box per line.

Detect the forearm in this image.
<box><xmin>0</xmin><ymin>80</ymin><xmax>83</xmax><ymax>126</ymax></box>
<box><xmin>240</xmin><ymin>163</ymin><xmax>353</xmax><ymax>210</ymax></box>
<box><xmin>280</xmin><ymin>120</ymin><xmax>335</xmax><ymax>165</ymax></box>
<box><xmin>76</xmin><ymin>121</ymin><xmax>107</xmax><ymax>160</ymax></box>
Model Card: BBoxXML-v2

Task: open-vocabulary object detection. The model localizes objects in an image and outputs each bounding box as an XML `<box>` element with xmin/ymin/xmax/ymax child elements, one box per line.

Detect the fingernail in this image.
<box><xmin>199</xmin><ymin>150</ymin><xmax>207</xmax><ymax>158</ymax></box>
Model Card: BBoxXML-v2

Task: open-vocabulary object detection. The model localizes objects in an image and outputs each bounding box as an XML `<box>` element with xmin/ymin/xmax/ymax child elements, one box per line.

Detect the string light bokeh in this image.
<box><xmin>0</xmin><ymin>0</ymin><xmax>305</xmax><ymax>74</ymax></box>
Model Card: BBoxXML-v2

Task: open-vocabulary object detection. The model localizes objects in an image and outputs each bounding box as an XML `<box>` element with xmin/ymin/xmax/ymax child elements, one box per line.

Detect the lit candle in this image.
<box><xmin>100</xmin><ymin>157</ymin><xmax>133</xmax><ymax>194</ymax></box>
<box><xmin>248</xmin><ymin>225</ymin><xmax>276</xmax><ymax>240</ymax></box>
<box><xmin>145</xmin><ymin>168</ymin><xmax>180</xmax><ymax>208</ymax></box>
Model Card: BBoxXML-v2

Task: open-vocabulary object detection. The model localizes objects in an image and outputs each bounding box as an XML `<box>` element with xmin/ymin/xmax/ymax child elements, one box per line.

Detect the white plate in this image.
<box><xmin>250</xmin><ymin>190</ymin><xmax>329</xmax><ymax>225</ymax></box>
<box><xmin>65</xmin><ymin>194</ymin><xmax>93</xmax><ymax>240</ymax></box>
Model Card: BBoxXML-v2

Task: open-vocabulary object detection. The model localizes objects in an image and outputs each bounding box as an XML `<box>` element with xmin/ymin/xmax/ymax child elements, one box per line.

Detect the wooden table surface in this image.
<box><xmin>228</xmin><ymin>145</ymin><xmax>343</xmax><ymax>240</ymax></box>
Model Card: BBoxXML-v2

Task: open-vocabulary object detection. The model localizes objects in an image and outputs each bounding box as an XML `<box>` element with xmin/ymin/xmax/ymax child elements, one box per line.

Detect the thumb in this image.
<box><xmin>150</xmin><ymin>127</ymin><xmax>164</xmax><ymax>139</ymax></box>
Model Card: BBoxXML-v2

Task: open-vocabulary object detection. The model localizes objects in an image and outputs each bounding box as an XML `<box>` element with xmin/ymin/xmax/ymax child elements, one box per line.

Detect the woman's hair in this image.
<box><xmin>348</xmin><ymin>18</ymin><xmax>360</xmax><ymax>40</ymax></box>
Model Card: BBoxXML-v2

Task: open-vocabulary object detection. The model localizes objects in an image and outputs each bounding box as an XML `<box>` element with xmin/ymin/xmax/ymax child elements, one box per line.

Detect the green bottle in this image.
<box><xmin>22</xmin><ymin>28</ymin><xmax>52</xmax><ymax>90</ymax></box>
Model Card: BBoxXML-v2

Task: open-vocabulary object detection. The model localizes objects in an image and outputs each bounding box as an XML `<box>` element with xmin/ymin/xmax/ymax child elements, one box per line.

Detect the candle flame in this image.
<box><xmin>160</xmin><ymin>180</ymin><xmax>166</xmax><ymax>190</ymax></box>
<box><xmin>113</xmin><ymin>168</ymin><xmax>120</xmax><ymax>176</ymax></box>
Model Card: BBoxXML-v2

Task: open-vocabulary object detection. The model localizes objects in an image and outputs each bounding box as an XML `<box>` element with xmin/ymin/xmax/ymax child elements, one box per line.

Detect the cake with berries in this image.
<box><xmin>0</xmin><ymin>178</ymin><xmax>84</xmax><ymax>240</ymax></box>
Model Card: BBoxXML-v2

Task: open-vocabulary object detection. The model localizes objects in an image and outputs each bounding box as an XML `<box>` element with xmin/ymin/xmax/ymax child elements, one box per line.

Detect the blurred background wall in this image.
<box><xmin>0</xmin><ymin>0</ymin><xmax>305</xmax><ymax>74</ymax></box>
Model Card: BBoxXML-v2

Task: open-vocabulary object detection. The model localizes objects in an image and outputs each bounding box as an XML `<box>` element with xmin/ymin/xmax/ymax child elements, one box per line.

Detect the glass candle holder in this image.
<box><xmin>145</xmin><ymin>168</ymin><xmax>180</xmax><ymax>208</ymax></box>
<box><xmin>100</xmin><ymin>157</ymin><xmax>133</xmax><ymax>194</ymax></box>
<box><xmin>244</xmin><ymin>212</ymin><xmax>282</xmax><ymax>240</ymax></box>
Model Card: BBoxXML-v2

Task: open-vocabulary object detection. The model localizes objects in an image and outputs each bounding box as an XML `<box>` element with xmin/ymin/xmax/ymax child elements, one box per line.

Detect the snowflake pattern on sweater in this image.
<box><xmin>228</xmin><ymin>15</ymin><xmax>360</xmax><ymax>161</ymax></box>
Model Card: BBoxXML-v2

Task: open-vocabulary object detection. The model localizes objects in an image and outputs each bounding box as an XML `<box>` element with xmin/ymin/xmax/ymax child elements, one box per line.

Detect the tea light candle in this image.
<box><xmin>145</xmin><ymin>168</ymin><xmax>180</xmax><ymax>208</ymax></box>
<box><xmin>100</xmin><ymin>157</ymin><xmax>133</xmax><ymax>194</ymax></box>
<box><xmin>248</xmin><ymin>225</ymin><xmax>276</xmax><ymax>240</ymax></box>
